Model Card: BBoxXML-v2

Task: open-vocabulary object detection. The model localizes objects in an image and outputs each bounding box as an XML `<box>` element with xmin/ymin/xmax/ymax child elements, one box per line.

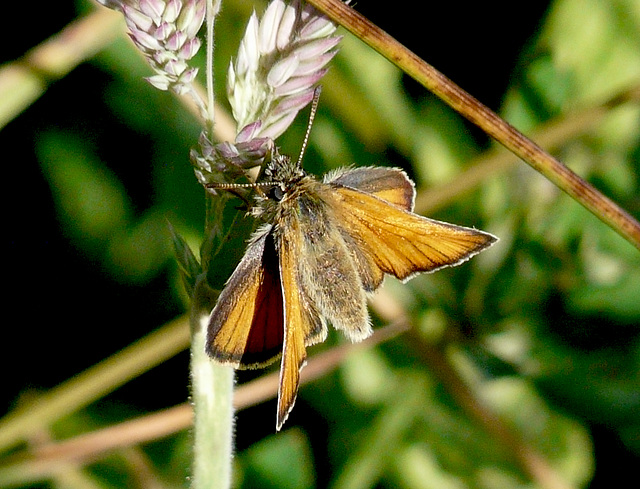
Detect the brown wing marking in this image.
<box><xmin>326</xmin><ymin>166</ymin><xmax>415</xmax><ymax>211</ymax></box>
<box><xmin>206</xmin><ymin>228</ymin><xmax>284</xmax><ymax>369</ymax></box>
<box><xmin>333</xmin><ymin>186</ymin><xmax>497</xmax><ymax>281</ymax></box>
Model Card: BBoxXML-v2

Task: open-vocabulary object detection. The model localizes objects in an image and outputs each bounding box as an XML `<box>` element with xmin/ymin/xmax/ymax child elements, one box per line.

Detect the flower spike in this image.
<box><xmin>228</xmin><ymin>0</ymin><xmax>341</xmax><ymax>141</ymax></box>
<box><xmin>97</xmin><ymin>0</ymin><xmax>206</xmax><ymax>96</ymax></box>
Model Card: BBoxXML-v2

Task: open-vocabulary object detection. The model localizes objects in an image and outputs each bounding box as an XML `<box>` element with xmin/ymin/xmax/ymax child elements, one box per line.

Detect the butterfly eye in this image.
<box><xmin>268</xmin><ymin>184</ymin><xmax>285</xmax><ymax>201</ymax></box>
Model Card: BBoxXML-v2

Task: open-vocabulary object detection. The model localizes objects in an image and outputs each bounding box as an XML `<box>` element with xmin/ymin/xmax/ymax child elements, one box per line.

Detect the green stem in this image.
<box><xmin>190</xmin><ymin>302</ymin><xmax>234</xmax><ymax>488</ymax></box>
<box><xmin>204</xmin><ymin>0</ymin><xmax>221</xmax><ymax>134</ymax></box>
<box><xmin>188</xmin><ymin>2</ymin><xmax>235</xmax><ymax>488</ymax></box>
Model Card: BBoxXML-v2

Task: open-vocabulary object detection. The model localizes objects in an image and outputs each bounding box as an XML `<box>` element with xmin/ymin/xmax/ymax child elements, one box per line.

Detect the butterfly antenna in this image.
<box><xmin>297</xmin><ymin>86</ymin><xmax>322</xmax><ymax>167</ymax></box>
<box><xmin>205</xmin><ymin>181</ymin><xmax>272</xmax><ymax>191</ymax></box>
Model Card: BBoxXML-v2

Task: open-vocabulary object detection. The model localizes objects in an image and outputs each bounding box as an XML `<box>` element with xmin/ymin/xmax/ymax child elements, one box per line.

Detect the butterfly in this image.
<box><xmin>205</xmin><ymin>92</ymin><xmax>497</xmax><ymax>431</ymax></box>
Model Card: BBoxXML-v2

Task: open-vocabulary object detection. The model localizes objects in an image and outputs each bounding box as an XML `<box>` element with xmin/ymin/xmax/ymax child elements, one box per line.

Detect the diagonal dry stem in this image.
<box><xmin>0</xmin><ymin>8</ymin><xmax>121</xmax><ymax>129</ymax></box>
<box><xmin>306</xmin><ymin>0</ymin><xmax>640</xmax><ymax>250</ymax></box>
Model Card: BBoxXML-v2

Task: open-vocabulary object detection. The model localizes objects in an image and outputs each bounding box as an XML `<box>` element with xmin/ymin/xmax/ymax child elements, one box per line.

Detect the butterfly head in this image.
<box><xmin>262</xmin><ymin>150</ymin><xmax>305</xmax><ymax>190</ymax></box>
<box><xmin>251</xmin><ymin>149</ymin><xmax>308</xmax><ymax>219</ymax></box>
<box><xmin>208</xmin><ymin>86</ymin><xmax>320</xmax><ymax>221</ymax></box>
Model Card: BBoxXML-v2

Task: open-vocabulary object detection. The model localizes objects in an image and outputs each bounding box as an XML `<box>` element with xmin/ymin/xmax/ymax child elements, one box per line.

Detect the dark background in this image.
<box><xmin>3</xmin><ymin>1</ymin><xmax>638</xmax><ymax>488</ymax></box>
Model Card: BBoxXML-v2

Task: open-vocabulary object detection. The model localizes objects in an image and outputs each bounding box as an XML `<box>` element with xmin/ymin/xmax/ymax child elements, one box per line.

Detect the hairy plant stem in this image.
<box><xmin>189</xmin><ymin>2</ymin><xmax>234</xmax><ymax>488</ymax></box>
<box><xmin>190</xmin><ymin>304</ymin><xmax>234</xmax><ymax>489</ymax></box>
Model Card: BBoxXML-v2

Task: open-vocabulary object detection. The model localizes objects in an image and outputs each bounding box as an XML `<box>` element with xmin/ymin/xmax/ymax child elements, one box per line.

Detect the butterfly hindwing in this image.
<box><xmin>325</xmin><ymin>166</ymin><xmax>415</xmax><ymax>211</ymax></box>
<box><xmin>206</xmin><ymin>226</ymin><xmax>284</xmax><ymax>369</ymax></box>
<box><xmin>291</xmin><ymin>189</ymin><xmax>372</xmax><ymax>341</ymax></box>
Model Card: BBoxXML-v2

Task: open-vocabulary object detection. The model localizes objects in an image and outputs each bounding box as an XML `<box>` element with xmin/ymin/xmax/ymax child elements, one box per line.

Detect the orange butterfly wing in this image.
<box><xmin>206</xmin><ymin>227</ymin><xmax>284</xmax><ymax>369</ymax></box>
<box><xmin>275</xmin><ymin>220</ymin><xmax>327</xmax><ymax>430</ymax></box>
<box><xmin>324</xmin><ymin>166</ymin><xmax>417</xmax><ymax>291</ymax></box>
<box><xmin>330</xmin><ymin>184</ymin><xmax>497</xmax><ymax>281</ymax></box>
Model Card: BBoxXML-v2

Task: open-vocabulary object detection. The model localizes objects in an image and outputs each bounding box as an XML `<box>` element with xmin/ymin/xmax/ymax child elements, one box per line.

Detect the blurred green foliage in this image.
<box><xmin>2</xmin><ymin>0</ymin><xmax>639</xmax><ymax>488</ymax></box>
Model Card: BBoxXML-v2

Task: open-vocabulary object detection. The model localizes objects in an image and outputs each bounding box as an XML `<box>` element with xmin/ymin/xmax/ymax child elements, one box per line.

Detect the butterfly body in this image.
<box><xmin>207</xmin><ymin>153</ymin><xmax>497</xmax><ymax>430</ymax></box>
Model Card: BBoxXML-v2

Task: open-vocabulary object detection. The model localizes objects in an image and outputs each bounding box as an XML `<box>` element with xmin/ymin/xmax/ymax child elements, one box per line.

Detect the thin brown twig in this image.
<box><xmin>0</xmin><ymin>322</ymin><xmax>407</xmax><ymax>481</ymax></box>
<box><xmin>306</xmin><ymin>0</ymin><xmax>640</xmax><ymax>250</ymax></box>
<box><xmin>415</xmin><ymin>85</ymin><xmax>640</xmax><ymax>215</ymax></box>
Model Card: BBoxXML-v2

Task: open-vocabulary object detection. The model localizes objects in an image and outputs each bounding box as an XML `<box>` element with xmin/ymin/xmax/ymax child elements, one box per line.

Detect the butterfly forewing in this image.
<box><xmin>206</xmin><ymin>227</ymin><xmax>285</xmax><ymax>368</ymax></box>
<box><xmin>275</xmin><ymin>220</ymin><xmax>326</xmax><ymax>430</ymax></box>
<box><xmin>333</xmin><ymin>186</ymin><xmax>497</xmax><ymax>281</ymax></box>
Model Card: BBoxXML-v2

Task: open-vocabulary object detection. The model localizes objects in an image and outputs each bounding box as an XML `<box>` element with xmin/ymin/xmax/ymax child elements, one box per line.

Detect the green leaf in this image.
<box><xmin>242</xmin><ymin>429</ymin><xmax>316</xmax><ymax>489</ymax></box>
<box><xmin>37</xmin><ymin>130</ymin><xmax>131</xmax><ymax>247</ymax></box>
<box><xmin>167</xmin><ymin>220</ymin><xmax>202</xmax><ymax>296</ymax></box>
